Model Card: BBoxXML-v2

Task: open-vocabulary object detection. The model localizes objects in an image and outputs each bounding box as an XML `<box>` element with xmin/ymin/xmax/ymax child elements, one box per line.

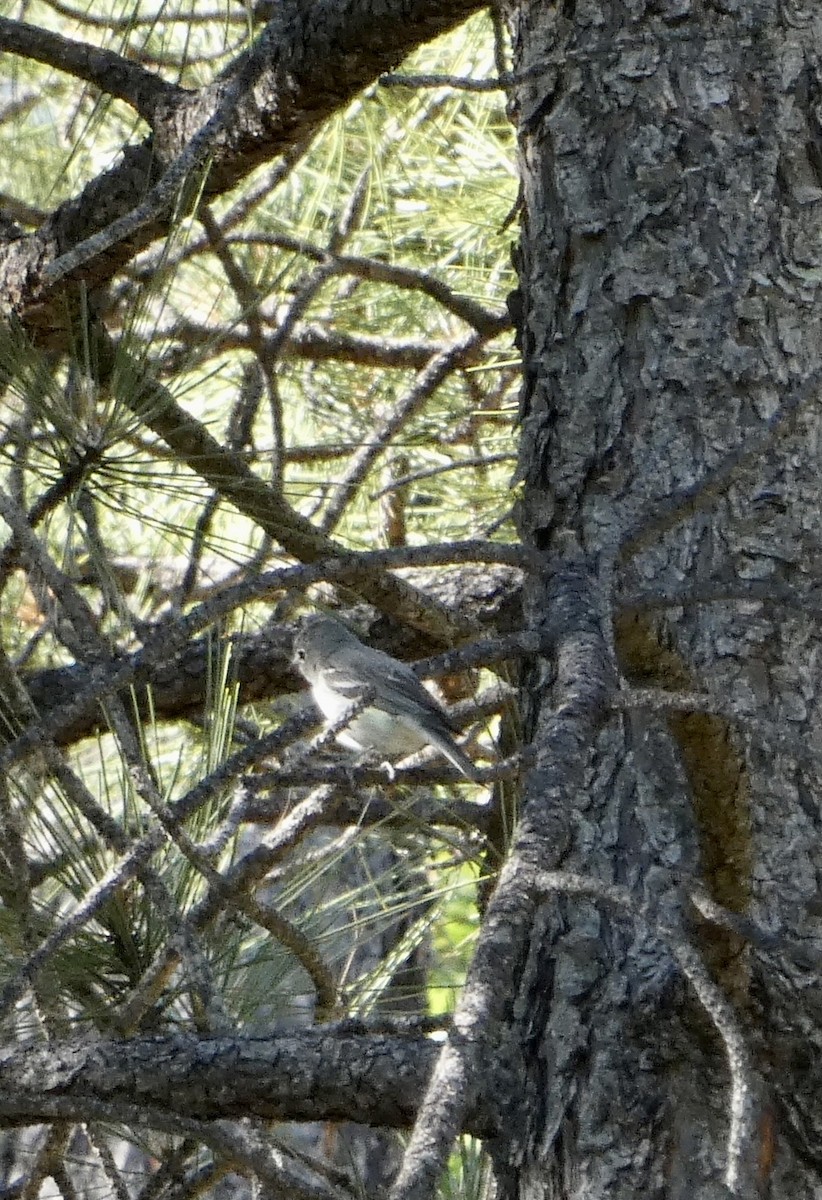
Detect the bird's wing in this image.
<box><xmin>317</xmin><ymin>664</ymin><xmax>371</xmax><ymax>701</ymax></box>
<box><xmin>320</xmin><ymin>656</ymin><xmax>459</xmax><ymax>732</ymax></box>
<box><xmin>373</xmin><ymin>660</ymin><xmax>460</xmax><ymax>733</ymax></box>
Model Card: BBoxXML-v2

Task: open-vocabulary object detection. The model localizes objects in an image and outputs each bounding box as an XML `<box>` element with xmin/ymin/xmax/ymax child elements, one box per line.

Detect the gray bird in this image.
<box><xmin>292</xmin><ymin>615</ymin><xmax>479</xmax><ymax>780</ymax></box>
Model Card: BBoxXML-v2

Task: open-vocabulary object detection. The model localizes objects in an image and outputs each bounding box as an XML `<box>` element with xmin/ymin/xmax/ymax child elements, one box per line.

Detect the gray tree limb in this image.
<box><xmin>0</xmin><ymin>1030</ymin><xmax>498</xmax><ymax>1137</ymax></box>
<box><xmin>0</xmin><ymin>16</ymin><xmax>182</xmax><ymax>120</ymax></box>
<box><xmin>0</xmin><ymin>0</ymin><xmax>485</xmax><ymax>339</ymax></box>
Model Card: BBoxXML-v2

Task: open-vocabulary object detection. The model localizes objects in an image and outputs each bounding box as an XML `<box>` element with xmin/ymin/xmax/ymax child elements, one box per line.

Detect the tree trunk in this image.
<box><xmin>501</xmin><ymin>0</ymin><xmax>822</xmax><ymax>1195</ymax></box>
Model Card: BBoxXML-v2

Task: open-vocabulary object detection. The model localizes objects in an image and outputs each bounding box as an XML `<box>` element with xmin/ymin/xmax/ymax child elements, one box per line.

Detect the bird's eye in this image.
<box><xmin>295</xmin><ymin>648</ymin><xmax>305</xmax><ymax>661</ymax></box>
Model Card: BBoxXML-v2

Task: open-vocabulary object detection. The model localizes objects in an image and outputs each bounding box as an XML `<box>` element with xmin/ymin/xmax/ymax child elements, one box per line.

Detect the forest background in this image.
<box><xmin>1</xmin><ymin>2</ymin><xmax>821</xmax><ymax>1200</ymax></box>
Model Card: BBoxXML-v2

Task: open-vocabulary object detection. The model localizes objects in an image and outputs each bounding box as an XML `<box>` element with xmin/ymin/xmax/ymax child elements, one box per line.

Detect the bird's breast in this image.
<box><xmin>311</xmin><ymin>678</ymin><xmax>427</xmax><ymax>756</ymax></box>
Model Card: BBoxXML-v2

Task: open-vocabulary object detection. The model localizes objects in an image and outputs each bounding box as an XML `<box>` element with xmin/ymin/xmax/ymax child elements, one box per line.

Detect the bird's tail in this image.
<box><xmin>428</xmin><ymin>730</ymin><xmax>483</xmax><ymax>782</ymax></box>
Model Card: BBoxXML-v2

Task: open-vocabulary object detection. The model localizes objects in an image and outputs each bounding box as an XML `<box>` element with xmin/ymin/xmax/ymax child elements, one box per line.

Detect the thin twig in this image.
<box><xmin>320</xmin><ymin>331</ymin><xmax>483</xmax><ymax>533</ymax></box>
<box><xmin>0</xmin><ymin>16</ymin><xmax>180</xmax><ymax>121</ymax></box>
<box><xmin>369</xmin><ymin>452</ymin><xmax>515</xmax><ymax>499</ymax></box>
<box><xmin>113</xmin><ymin>784</ymin><xmax>341</xmax><ymax>1032</ymax></box>
<box><xmin>225</xmin><ymin>232</ymin><xmax>510</xmax><ymax>336</ymax></box>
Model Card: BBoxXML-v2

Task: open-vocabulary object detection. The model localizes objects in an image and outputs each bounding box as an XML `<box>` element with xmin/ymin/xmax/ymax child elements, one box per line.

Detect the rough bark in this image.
<box><xmin>0</xmin><ymin>1030</ymin><xmax>497</xmax><ymax>1136</ymax></box>
<box><xmin>6</xmin><ymin>1</ymin><xmax>822</xmax><ymax>1197</ymax></box>
<box><xmin>0</xmin><ymin>0</ymin><xmax>484</xmax><ymax>343</ymax></box>
<box><xmin>486</xmin><ymin>0</ymin><xmax>822</xmax><ymax>1197</ymax></box>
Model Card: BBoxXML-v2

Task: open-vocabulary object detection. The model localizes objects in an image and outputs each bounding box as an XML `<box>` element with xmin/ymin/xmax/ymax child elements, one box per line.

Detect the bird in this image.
<box><xmin>292</xmin><ymin>614</ymin><xmax>480</xmax><ymax>780</ymax></box>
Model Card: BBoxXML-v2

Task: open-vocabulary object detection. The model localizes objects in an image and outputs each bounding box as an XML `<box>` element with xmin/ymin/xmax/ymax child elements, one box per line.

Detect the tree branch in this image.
<box><xmin>3</xmin><ymin>546</ymin><xmax>524</xmax><ymax>767</ymax></box>
<box><xmin>226</xmin><ymin>232</ymin><xmax>511</xmax><ymax>335</ymax></box>
<box><xmin>1</xmin><ymin>0</ymin><xmax>486</xmax><ymax>338</ymax></box>
<box><xmin>0</xmin><ymin>1029</ymin><xmax>498</xmax><ymax>1136</ymax></box>
<box><xmin>92</xmin><ymin>327</ymin><xmax>482</xmax><ymax>640</ymax></box>
<box><xmin>0</xmin><ymin>16</ymin><xmax>182</xmax><ymax>121</ymax></box>
<box><xmin>391</xmin><ymin>545</ymin><xmax>613</xmax><ymax>1200</ymax></box>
